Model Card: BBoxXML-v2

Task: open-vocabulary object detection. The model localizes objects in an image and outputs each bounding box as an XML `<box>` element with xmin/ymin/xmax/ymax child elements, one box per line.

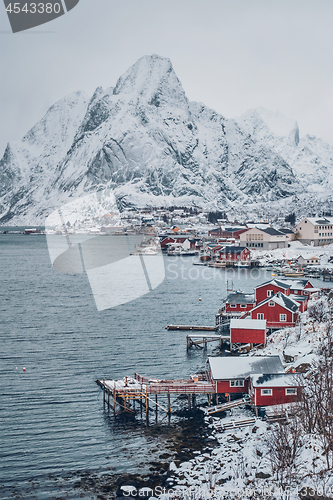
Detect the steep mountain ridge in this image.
<box><xmin>0</xmin><ymin>55</ymin><xmax>331</xmax><ymax>224</ymax></box>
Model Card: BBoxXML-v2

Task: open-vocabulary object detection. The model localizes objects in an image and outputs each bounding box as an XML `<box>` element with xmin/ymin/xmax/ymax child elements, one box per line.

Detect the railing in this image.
<box><xmin>148</xmin><ymin>382</ymin><xmax>215</xmax><ymax>394</ymax></box>
<box><xmin>134</xmin><ymin>373</ymin><xmax>215</xmax><ymax>394</ymax></box>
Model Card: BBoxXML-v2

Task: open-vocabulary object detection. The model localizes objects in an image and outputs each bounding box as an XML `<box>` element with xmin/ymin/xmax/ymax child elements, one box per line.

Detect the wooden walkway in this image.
<box><xmin>215</xmin><ymin>417</ymin><xmax>257</xmax><ymax>432</ymax></box>
<box><xmin>205</xmin><ymin>395</ymin><xmax>251</xmax><ymax>415</ymax></box>
<box><xmin>167</xmin><ymin>325</ymin><xmax>217</xmax><ymax>331</ymax></box>
<box><xmin>186</xmin><ymin>333</ymin><xmax>230</xmax><ymax>350</ymax></box>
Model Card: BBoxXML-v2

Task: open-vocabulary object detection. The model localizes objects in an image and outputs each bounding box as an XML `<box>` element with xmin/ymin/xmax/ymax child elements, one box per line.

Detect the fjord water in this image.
<box><xmin>0</xmin><ymin>234</ymin><xmax>326</xmax><ymax>497</ymax></box>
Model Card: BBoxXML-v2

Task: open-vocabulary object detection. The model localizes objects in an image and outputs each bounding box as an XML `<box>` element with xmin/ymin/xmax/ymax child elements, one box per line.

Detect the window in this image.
<box><xmin>257</xmin><ymin>313</ymin><xmax>264</xmax><ymax>320</ymax></box>
<box><xmin>303</xmin><ymin>291</ymin><xmax>308</xmax><ymax>295</ymax></box>
<box><xmin>230</xmin><ymin>304</ymin><xmax>236</xmax><ymax>308</ymax></box>
<box><xmin>230</xmin><ymin>380</ymin><xmax>244</xmax><ymax>387</ymax></box>
<box><xmin>267</xmin><ymin>290</ymin><xmax>273</xmax><ymax>297</ymax></box>
<box><xmin>285</xmin><ymin>388</ymin><xmax>297</xmax><ymax>395</ymax></box>
<box><xmin>261</xmin><ymin>389</ymin><xmax>272</xmax><ymax>396</ymax></box>
<box><xmin>240</xmin><ymin>304</ymin><xmax>246</xmax><ymax>308</ymax></box>
<box><xmin>268</xmin><ymin>301</ymin><xmax>275</xmax><ymax>307</ymax></box>
<box><xmin>280</xmin><ymin>314</ymin><xmax>287</xmax><ymax>322</ymax></box>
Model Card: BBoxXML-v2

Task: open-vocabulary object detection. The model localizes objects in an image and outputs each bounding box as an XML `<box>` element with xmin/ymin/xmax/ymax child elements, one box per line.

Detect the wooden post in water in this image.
<box><xmin>167</xmin><ymin>393</ymin><xmax>171</xmax><ymax>414</ymax></box>
<box><xmin>186</xmin><ymin>335</ymin><xmax>189</xmax><ymax>350</ymax></box>
<box><xmin>114</xmin><ymin>383</ymin><xmax>117</xmax><ymax>415</ymax></box>
<box><xmin>192</xmin><ymin>395</ymin><xmax>196</xmax><ymax>407</ymax></box>
<box><xmin>208</xmin><ymin>394</ymin><xmax>211</xmax><ymax>407</ymax></box>
<box><xmin>188</xmin><ymin>394</ymin><xmax>191</xmax><ymax>410</ymax></box>
<box><xmin>103</xmin><ymin>379</ymin><xmax>105</xmax><ymax>404</ymax></box>
<box><xmin>215</xmin><ymin>393</ymin><xmax>218</xmax><ymax>405</ymax></box>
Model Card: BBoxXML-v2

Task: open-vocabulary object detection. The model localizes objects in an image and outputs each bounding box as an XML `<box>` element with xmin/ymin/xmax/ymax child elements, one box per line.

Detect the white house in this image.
<box><xmin>240</xmin><ymin>227</ymin><xmax>288</xmax><ymax>250</ymax></box>
<box><xmin>295</xmin><ymin>217</ymin><xmax>333</xmax><ymax>246</ymax></box>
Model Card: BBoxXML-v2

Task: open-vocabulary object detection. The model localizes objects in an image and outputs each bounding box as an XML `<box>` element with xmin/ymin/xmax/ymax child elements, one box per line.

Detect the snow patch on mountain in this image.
<box><xmin>0</xmin><ymin>55</ymin><xmax>332</xmax><ymax>225</ymax></box>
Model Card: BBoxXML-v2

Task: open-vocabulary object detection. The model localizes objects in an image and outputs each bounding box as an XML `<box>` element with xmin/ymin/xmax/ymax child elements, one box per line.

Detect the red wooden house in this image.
<box><xmin>219</xmin><ymin>246</ymin><xmax>251</xmax><ymax>263</ymax></box>
<box><xmin>230</xmin><ymin>319</ymin><xmax>266</xmax><ymax>346</ymax></box>
<box><xmin>208</xmin><ymin>355</ymin><xmax>285</xmax><ymax>395</ymax></box>
<box><xmin>208</xmin><ymin>227</ymin><xmax>248</xmax><ymax>239</ymax></box>
<box><xmin>216</xmin><ymin>292</ymin><xmax>256</xmax><ymax>324</ymax></box>
<box><xmin>255</xmin><ymin>279</ymin><xmax>290</xmax><ymax>304</ymax></box>
<box><xmin>249</xmin><ymin>373</ymin><xmax>301</xmax><ymax>406</ymax></box>
<box><xmin>248</xmin><ymin>292</ymin><xmax>300</xmax><ymax>330</ymax></box>
<box><xmin>224</xmin><ymin>292</ymin><xmax>256</xmax><ymax>314</ymax></box>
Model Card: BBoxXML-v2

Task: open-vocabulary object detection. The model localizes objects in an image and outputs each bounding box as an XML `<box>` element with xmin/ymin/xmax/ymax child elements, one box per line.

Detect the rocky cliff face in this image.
<box><xmin>0</xmin><ymin>54</ymin><xmax>331</xmax><ymax>224</ymax></box>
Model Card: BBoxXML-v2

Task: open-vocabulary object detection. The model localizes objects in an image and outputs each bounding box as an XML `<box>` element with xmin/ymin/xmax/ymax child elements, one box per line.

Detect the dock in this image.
<box><xmin>186</xmin><ymin>333</ymin><xmax>230</xmax><ymax>350</ymax></box>
<box><xmin>97</xmin><ymin>372</ymin><xmax>216</xmax><ymax>416</ymax></box>
<box><xmin>167</xmin><ymin>325</ymin><xmax>217</xmax><ymax>331</ymax></box>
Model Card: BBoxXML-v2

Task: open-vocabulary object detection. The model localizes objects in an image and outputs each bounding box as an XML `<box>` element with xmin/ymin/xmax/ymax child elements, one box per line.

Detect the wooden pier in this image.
<box><xmin>186</xmin><ymin>333</ymin><xmax>230</xmax><ymax>350</ymax></box>
<box><xmin>167</xmin><ymin>325</ymin><xmax>217</xmax><ymax>331</ymax></box>
<box><xmin>97</xmin><ymin>373</ymin><xmax>216</xmax><ymax>416</ymax></box>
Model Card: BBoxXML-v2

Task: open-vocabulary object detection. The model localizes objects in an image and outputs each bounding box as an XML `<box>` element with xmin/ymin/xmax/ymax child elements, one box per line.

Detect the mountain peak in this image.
<box><xmin>113</xmin><ymin>54</ymin><xmax>186</xmax><ymax>107</ymax></box>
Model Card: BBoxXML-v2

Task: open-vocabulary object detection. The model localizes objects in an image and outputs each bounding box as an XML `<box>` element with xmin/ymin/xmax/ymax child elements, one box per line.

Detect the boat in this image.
<box><xmin>284</xmin><ymin>270</ymin><xmax>304</xmax><ymax>277</ymax></box>
<box><xmin>234</xmin><ymin>261</ymin><xmax>250</xmax><ymax>268</ymax></box>
<box><xmin>209</xmin><ymin>261</ymin><xmax>226</xmax><ymax>268</ymax></box>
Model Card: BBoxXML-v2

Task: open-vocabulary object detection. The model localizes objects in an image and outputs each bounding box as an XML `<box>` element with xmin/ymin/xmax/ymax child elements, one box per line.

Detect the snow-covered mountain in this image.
<box><xmin>0</xmin><ymin>54</ymin><xmax>332</xmax><ymax>225</ymax></box>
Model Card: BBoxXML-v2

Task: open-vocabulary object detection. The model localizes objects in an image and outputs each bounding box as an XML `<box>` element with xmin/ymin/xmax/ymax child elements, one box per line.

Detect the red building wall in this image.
<box><xmin>250</xmin><ymin>302</ymin><xmax>296</xmax><ymax>328</ymax></box>
<box><xmin>230</xmin><ymin>328</ymin><xmax>266</xmax><ymax>344</ymax></box>
<box><xmin>219</xmin><ymin>248</ymin><xmax>251</xmax><ymax>262</ymax></box>
<box><xmin>255</xmin><ymin>284</ymin><xmax>290</xmax><ymax>304</ymax></box>
<box><xmin>226</xmin><ymin>303</ymin><xmax>255</xmax><ymax>313</ymax></box>
<box><xmin>215</xmin><ymin>379</ymin><xmax>249</xmax><ymax>394</ymax></box>
<box><xmin>254</xmin><ymin>386</ymin><xmax>301</xmax><ymax>406</ymax></box>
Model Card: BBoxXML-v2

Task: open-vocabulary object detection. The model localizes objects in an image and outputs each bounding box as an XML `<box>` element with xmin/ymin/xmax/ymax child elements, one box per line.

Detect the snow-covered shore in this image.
<box><xmin>159</xmin><ymin>293</ymin><xmax>333</xmax><ymax>500</ymax></box>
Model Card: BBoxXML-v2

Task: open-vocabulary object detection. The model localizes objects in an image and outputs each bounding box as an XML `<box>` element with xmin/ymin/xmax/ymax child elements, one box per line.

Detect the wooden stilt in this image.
<box><xmin>192</xmin><ymin>395</ymin><xmax>196</xmax><ymax>407</ymax></box>
<box><xmin>167</xmin><ymin>393</ymin><xmax>171</xmax><ymax>414</ymax></box>
<box><xmin>215</xmin><ymin>393</ymin><xmax>218</xmax><ymax>405</ymax></box>
<box><xmin>103</xmin><ymin>379</ymin><xmax>105</xmax><ymax>404</ymax></box>
<box><xmin>208</xmin><ymin>394</ymin><xmax>211</xmax><ymax>407</ymax></box>
<box><xmin>188</xmin><ymin>394</ymin><xmax>191</xmax><ymax>410</ymax></box>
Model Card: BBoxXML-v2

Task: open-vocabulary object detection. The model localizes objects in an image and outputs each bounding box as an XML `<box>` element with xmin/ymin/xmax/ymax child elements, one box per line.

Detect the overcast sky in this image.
<box><xmin>1</xmin><ymin>0</ymin><xmax>333</xmax><ymax>156</ymax></box>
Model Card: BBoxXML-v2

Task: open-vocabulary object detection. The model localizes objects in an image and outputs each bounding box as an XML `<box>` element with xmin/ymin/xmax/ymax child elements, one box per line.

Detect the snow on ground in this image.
<box><xmin>251</xmin><ymin>240</ymin><xmax>333</xmax><ymax>266</ymax></box>
<box><xmin>160</xmin><ymin>294</ymin><xmax>333</xmax><ymax>500</ymax></box>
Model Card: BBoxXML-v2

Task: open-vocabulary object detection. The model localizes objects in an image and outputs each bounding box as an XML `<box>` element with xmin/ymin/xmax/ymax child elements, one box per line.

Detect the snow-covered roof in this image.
<box><xmin>251</xmin><ymin>373</ymin><xmax>298</xmax><ymax>388</ymax></box>
<box><xmin>230</xmin><ymin>319</ymin><xmax>266</xmax><ymax>330</ymax></box>
<box><xmin>220</xmin><ymin>246</ymin><xmax>248</xmax><ymax>254</ymax></box>
<box><xmin>251</xmin><ymin>291</ymin><xmax>300</xmax><ymax>313</ymax></box>
<box><xmin>209</xmin><ymin>355</ymin><xmax>284</xmax><ymax>380</ymax></box>
<box><xmin>255</xmin><ymin>279</ymin><xmax>290</xmax><ymax>290</ymax></box>
<box><xmin>280</xmin><ymin>278</ymin><xmax>312</xmax><ymax>290</ymax></box>
<box><xmin>290</xmin><ymin>294</ymin><xmax>307</xmax><ymax>302</ymax></box>
<box><xmin>226</xmin><ymin>292</ymin><xmax>255</xmax><ymax>304</ymax></box>
<box><xmin>303</xmin><ymin>217</ymin><xmax>333</xmax><ymax>226</ymax></box>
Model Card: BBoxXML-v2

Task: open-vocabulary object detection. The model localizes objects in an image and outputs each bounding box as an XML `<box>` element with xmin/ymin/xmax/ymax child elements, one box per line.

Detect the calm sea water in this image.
<box><xmin>0</xmin><ymin>234</ymin><xmax>329</xmax><ymax>498</ymax></box>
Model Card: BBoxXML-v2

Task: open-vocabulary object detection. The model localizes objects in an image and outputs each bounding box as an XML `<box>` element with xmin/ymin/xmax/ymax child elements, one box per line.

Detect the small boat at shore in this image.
<box><xmin>284</xmin><ymin>270</ymin><xmax>304</xmax><ymax>277</ymax></box>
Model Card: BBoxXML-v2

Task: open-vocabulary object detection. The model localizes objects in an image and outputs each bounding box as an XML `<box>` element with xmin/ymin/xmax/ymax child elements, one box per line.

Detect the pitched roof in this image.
<box><xmin>226</xmin><ymin>292</ymin><xmax>255</xmax><ymax>304</ymax></box>
<box><xmin>261</xmin><ymin>228</ymin><xmax>286</xmax><ymax>236</ymax></box>
<box><xmin>255</xmin><ymin>279</ymin><xmax>290</xmax><ymax>290</ymax></box>
<box><xmin>209</xmin><ymin>355</ymin><xmax>284</xmax><ymax>380</ymax></box>
<box><xmin>302</xmin><ymin>217</ymin><xmax>333</xmax><ymax>226</ymax></box>
<box><xmin>251</xmin><ymin>373</ymin><xmax>298</xmax><ymax>387</ymax></box>
<box><xmin>220</xmin><ymin>246</ymin><xmax>248</xmax><ymax>254</ymax></box>
<box><xmin>251</xmin><ymin>292</ymin><xmax>300</xmax><ymax>313</ymax></box>
<box><xmin>230</xmin><ymin>319</ymin><xmax>266</xmax><ymax>330</ymax></box>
